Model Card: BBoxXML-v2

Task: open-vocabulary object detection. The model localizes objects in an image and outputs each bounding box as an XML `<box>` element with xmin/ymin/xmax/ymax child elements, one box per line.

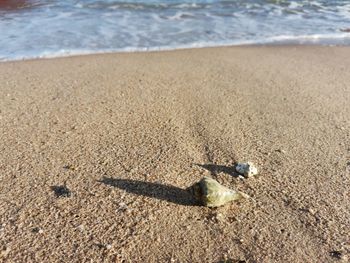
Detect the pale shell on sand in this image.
<box><xmin>190</xmin><ymin>177</ymin><xmax>249</xmax><ymax>207</ymax></box>
<box><xmin>236</xmin><ymin>162</ymin><xmax>258</xmax><ymax>177</ymax></box>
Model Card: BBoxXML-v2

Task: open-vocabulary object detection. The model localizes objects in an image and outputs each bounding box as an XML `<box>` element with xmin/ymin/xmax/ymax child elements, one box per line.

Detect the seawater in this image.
<box><xmin>0</xmin><ymin>0</ymin><xmax>349</xmax><ymax>61</ymax></box>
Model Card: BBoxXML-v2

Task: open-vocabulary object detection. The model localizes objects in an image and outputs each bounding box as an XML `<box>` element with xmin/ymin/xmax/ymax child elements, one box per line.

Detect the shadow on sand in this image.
<box><xmin>99</xmin><ymin>177</ymin><xmax>196</xmax><ymax>206</ymax></box>
<box><xmin>195</xmin><ymin>163</ymin><xmax>240</xmax><ymax>178</ymax></box>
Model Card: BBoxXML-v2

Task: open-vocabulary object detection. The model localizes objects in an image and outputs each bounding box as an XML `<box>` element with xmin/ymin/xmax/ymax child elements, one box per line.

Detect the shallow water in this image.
<box><xmin>0</xmin><ymin>0</ymin><xmax>349</xmax><ymax>61</ymax></box>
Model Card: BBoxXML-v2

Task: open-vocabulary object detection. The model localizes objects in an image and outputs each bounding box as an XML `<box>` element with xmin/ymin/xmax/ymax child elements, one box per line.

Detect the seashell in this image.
<box><xmin>191</xmin><ymin>177</ymin><xmax>249</xmax><ymax>207</ymax></box>
<box><xmin>235</xmin><ymin>162</ymin><xmax>258</xmax><ymax>177</ymax></box>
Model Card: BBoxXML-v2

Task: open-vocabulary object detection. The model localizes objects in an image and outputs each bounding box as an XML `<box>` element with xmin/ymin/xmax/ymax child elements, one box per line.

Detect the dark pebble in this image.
<box><xmin>330</xmin><ymin>251</ymin><xmax>342</xmax><ymax>259</ymax></box>
<box><xmin>51</xmin><ymin>185</ymin><xmax>72</xmax><ymax>198</ymax></box>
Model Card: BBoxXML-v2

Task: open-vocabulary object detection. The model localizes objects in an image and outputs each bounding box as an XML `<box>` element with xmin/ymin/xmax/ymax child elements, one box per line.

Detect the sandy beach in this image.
<box><xmin>0</xmin><ymin>46</ymin><xmax>349</xmax><ymax>262</ymax></box>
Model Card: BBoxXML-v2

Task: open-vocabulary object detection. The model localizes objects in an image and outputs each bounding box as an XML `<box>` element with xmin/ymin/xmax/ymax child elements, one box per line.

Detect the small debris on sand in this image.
<box><xmin>235</xmin><ymin>162</ymin><xmax>258</xmax><ymax>177</ymax></box>
<box><xmin>276</xmin><ymin>149</ymin><xmax>286</xmax><ymax>154</ymax></box>
<box><xmin>31</xmin><ymin>227</ymin><xmax>44</xmax><ymax>234</ymax></box>
<box><xmin>329</xmin><ymin>250</ymin><xmax>343</xmax><ymax>260</ymax></box>
<box><xmin>77</xmin><ymin>225</ymin><xmax>85</xmax><ymax>232</ymax></box>
<box><xmin>117</xmin><ymin>202</ymin><xmax>129</xmax><ymax>213</ymax></box>
<box><xmin>63</xmin><ymin>165</ymin><xmax>76</xmax><ymax>171</ymax></box>
<box><xmin>51</xmin><ymin>185</ymin><xmax>72</xmax><ymax>198</ymax></box>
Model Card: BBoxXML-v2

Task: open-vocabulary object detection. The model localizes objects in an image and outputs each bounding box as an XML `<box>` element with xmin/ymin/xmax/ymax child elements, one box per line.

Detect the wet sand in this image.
<box><xmin>0</xmin><ymin>46</ymin><xmax>349</xmax><ymax>262</ymax></box>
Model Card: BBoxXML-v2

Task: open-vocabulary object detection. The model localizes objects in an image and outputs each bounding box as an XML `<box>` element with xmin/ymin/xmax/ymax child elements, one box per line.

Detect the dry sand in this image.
<box><xmin>0</xmin><ymin>46</ymin><xmax>349</xmax><ymax>263</ymax></box>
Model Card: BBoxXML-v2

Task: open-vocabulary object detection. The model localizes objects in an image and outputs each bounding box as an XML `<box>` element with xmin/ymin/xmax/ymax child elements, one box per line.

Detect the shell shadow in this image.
<box><xmin>195</xmin><ymin>163</ymin><xmax>240</xmax><ymax>178</ymax></box>
<box><xmin>98</xmin><ymin>177</ymin><xmax>196</xmax><ymax>206</ymax></box>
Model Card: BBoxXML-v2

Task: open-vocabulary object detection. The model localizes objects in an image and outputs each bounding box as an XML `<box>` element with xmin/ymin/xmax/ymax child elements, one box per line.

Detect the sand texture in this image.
<box><xmin>0</xmin><ymin>46</ymin><xmax>349</xmax><ymax>262</ymax></box>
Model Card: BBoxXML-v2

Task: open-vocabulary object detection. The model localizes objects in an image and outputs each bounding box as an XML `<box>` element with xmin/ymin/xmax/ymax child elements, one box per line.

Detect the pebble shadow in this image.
<box><xmin>195</xmin><ymin>163</ymin><xmax>240</xmax><ymax>178</ymax></box>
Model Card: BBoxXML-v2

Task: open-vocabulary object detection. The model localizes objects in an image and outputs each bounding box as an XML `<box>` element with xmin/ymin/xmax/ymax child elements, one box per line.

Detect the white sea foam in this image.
<box><xmin>2</xmin><ymin>33</ymin><xmax>350</xmax><ymax>62</ymax></box>
<box><xmin>0</xmin><ymin>0</ymin><xmax>349</xmax><ymax>61</ymax></box>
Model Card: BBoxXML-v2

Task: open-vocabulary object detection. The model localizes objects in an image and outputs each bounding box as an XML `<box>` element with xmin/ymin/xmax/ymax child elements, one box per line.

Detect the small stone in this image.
<box><xmin>119</xmin><ymin>202</ymin><xmax>127</xmax><ymax>207</ymax></box>
<box><xmin>63</xmin><ymin>165</ymin><xmax>75</xmax><ymax>170</ymax></box>
<box><xmin>51</xmin><ymin>185</ymin><xmax>72</xmax><ymax>198</ymax></box>
<box><xmin>117</xmin><ymin>202</ymin><xmax>128</xmax><ymax>212</ymax></box>
<box><xmin>235</xmin><ymin>162</ymin><xmax>258</xmax><ymax>177</ymax></box>
<box><xmin>276</xmin><ymin>149</ymin><xmax>286</xmax><ymax>154</ymax></box>
<box><xmin>77</xmin><ymin>225</ymin><xmax>85</xmax><ymax>232</ymax></box>
<box><xmin>308</xmin><ymin>208</ymin><xmax>315</xmax><ymax>215</ymax></box>
<box><xmin>330</xmin><ymin>250</ymin><xmax>343</xmax><ymax>260</ymax></box>
<box><xmin>32</xmin><ymin>227</ymin><xmax>40</xmax><ymax>233</ymax></box>
<box><xmin>106</xmin><ymin>244</ymin><xmax>112</xmax><ymax>250</ymax></box>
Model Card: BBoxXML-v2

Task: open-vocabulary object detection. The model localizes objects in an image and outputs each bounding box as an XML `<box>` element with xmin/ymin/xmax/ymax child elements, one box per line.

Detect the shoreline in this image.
<box><xmin>1</xmin><ymin>40</ymin><xmax>350</xmax><ymax>63</ymax></box>
<box><xmin>1</xmin><ymin>46</ymin><xmax>349</xmax><ymax>262</ymax></box>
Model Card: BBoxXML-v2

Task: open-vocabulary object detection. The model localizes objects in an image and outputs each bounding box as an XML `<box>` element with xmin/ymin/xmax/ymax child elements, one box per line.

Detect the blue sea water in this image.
<box><xmin>0</xmin><ymin>0</ymin><xmax>349</xmax><ymax>61</ymax></box>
